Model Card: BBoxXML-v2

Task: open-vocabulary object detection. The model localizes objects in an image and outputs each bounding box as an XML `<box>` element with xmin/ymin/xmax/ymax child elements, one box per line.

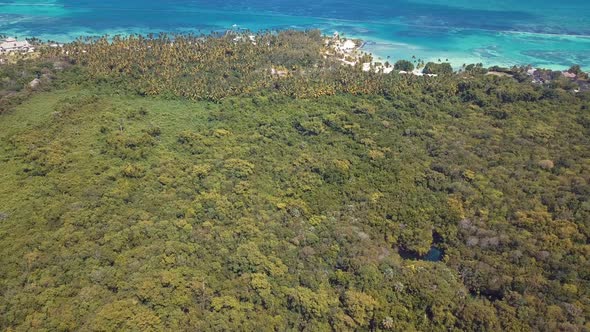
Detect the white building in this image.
<box><xmin>0</xmin><ymin>37</ymin><xmax>34</xmax><ymax>54</ymax></box>
<box><xmin>339</xmin><ymin>40</ymin><xmax>357</xmax><ymax>53</ymax></box>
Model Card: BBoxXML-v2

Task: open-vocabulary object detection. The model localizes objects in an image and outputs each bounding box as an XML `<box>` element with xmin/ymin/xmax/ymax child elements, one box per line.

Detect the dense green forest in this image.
<box><xmin>0</xmin><ymin>31</ymin><xmax>589</xmax><ymax>331</ymax></box>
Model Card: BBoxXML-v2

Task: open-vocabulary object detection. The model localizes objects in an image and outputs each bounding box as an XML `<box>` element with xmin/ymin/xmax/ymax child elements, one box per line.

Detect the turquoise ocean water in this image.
<box><xmin>1</xmin><ymin>0</ymin><xmax>590</xmax><ymax>69</ymax></box>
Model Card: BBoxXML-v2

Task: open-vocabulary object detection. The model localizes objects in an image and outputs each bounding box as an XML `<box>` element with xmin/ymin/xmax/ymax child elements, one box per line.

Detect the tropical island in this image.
<box><xmin>0</xmin><ymin>30</ymin><xmax>589</xmax><ymax>331</ymax></box>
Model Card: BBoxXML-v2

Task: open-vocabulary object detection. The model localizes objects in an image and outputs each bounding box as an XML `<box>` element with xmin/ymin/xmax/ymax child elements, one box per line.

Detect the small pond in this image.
<box><xmin>399</xmin><ymin>246</ymin><xmax>444</xmax><ymax>262</ymax></box>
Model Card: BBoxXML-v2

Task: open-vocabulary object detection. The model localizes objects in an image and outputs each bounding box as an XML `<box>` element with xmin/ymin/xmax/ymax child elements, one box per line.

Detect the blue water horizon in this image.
<box><xmin>1</xmin><ymin>0</ymin><xmax>590</xmax><ymax>70</ymax></box>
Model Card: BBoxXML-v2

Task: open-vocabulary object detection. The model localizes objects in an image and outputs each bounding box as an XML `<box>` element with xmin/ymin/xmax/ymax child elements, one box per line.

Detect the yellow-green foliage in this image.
<box><xmin>224</xmin><ymin>158</ymin><xmax>255</xmax><ymax>178</ymax></box>
<box><xmin>343</xmin><ymin>290</ymin><xmax>378</xmax><ymax>326</ymax></box>
<box><xmin>0</xmin><ymin>35</ymin><xmax>589</xmax><ymax>331</ymax></box>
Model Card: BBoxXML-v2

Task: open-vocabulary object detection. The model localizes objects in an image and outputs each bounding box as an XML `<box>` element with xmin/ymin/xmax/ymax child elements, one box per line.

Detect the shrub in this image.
<box><xmin>121</xmin><ymin>164</ymin><xmax>145</xmax><ymax>178</ymax></box>
<box><xmin>224</xmin><ymin>159</ymin><xmax>255</xmax><ymax>178</ymax></box>
<box><xmin>143</xmin><ymin>125</ymin><xmax>161</xmax><ymax>137</ymax></box>
<box><xmin>105</xmin><ymin>132</ymin><xmax>155</xmax><ymax>159</ymax></box>
<box><xmin>423</xmin><ymin>62</ymin><xmax>453</xmax><ymax>75</ymax></box>
<box><xmin>295</xmin><ymin>118</ymin><xmax>326</xmax><ymax>135</ymax></box>
<box><xmin>394</xmin><ymin>60</ymin><xmax>414</xmax><ymax>72</ymax></box>
<box><xmin>177</xmin><ymin>131</ymin><xmax>206</xmax><ymax>154</ymax></box>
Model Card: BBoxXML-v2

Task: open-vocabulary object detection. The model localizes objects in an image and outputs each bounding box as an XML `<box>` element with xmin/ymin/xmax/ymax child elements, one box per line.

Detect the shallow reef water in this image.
<box><xmin>1</xmin><ymin>1</ymin><xmax>589</xmax><ymax>69</ymax></box>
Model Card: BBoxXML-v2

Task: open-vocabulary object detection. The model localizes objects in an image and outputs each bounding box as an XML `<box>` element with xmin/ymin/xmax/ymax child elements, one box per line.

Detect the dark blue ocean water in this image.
<box><xmin>1</xmin><ymin>0</ymin><xmax>590</xmax><ymax>69</ymax></box>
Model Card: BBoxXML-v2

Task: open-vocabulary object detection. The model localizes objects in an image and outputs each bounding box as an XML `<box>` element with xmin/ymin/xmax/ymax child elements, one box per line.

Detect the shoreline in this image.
<box><xmin>1</xmin><ymin>31</ymin><xmax>588</xmax><ymax>84</ymax></box>
<box><xmin>338</xmin><ymin>30</ymin><xmax>589</xmax><ymax>72</ymax></box>
<box><xmin>2</xmin><ymin>25</ymin><xmax>589</xmax><ymax>72</ymax></box>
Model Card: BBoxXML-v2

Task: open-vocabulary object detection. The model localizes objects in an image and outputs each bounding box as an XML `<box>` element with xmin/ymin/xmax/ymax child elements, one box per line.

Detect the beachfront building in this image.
<box><xmin>0</xmin><ymin>37</ymin><xmax>34</xmax><ymax>54</ymax></box>
<box><xmin>339</xmin><ymin>40</ymin><xmax>357</xmax><ymax>53</ymax></box>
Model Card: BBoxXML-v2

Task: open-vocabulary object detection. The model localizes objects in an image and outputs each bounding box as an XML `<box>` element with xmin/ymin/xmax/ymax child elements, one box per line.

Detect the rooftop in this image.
<box><xmin>0</xmin><ymin>38</ymin><xmax>32</xmax><ymax>53</ymax></box>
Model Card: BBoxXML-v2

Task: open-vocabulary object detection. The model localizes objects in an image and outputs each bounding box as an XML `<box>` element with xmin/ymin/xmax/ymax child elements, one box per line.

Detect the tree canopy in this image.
<box><xmin>393</xmin><ymin>60</ymin><xmax>414</xmax><ymax>72</ymax></box>
<box><xmin>0</xmin><ymin>30</ymin><xmax>589</xmax><ymax>331</ymax></box>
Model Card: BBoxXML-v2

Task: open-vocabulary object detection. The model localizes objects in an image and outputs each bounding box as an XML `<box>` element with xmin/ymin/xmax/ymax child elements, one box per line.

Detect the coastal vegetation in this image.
<box><xmin>0</xmin><ymin>30</ymin><xmax>589</xmax><ymax>331</ymax></box>
<box><xmin>422</xmin><ymin>62</ymin><xmax>454</xmax><ymax>75</ymax></box>
<box><xmin>393</xmin><ymin>60</ymin><xmax>414</xmax><ymax>72</ymax></box>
